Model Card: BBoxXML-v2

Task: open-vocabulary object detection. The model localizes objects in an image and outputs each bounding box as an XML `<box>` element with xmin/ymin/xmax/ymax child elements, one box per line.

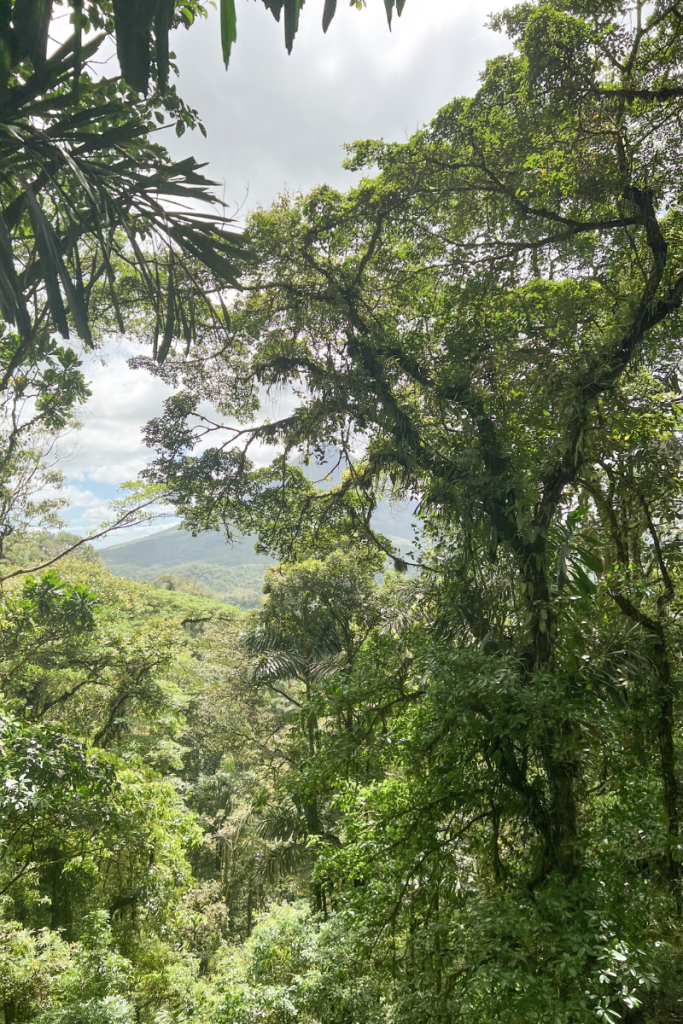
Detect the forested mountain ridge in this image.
<box><xmin>98</xmin><ymin>503</ymin><xmax>416</xmax><ymax>607</ymax></box>
<box><xmin>99</xmin><ymin>525</ymin><xmax>272</xmax><ymax>607</ymax></box>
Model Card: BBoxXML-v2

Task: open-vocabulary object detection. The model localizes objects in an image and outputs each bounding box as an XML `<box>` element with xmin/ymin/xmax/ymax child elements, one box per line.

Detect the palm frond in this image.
<box><xmin>0</xmin><ymin>30</ymin><xmax>250</xmax><ymax>370</ymax></box>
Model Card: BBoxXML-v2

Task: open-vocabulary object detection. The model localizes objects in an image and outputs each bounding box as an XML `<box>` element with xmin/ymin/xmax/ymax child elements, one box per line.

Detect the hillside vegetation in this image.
<box><xmin>0</xmin><ymin>550</ymin><xmax>409</xmax><ymax>1024</ymax></box>
<box><xmin>98</xmin><ymin>527</ymin><xmax>272</xmax><ymax>608</ymax></box>
<box><xmin>98</xmin><ymin>510</ymin><xmax>415</xmax><ymax>609</ymax></box>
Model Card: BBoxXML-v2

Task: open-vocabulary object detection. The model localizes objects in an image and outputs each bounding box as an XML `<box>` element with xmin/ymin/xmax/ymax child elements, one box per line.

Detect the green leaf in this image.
<box><xmin>111</xmin><ymin>0</ymin><xmax>157</xmax><ymax>94</ymax></box>
<box><xmin>23</xmin><ymin>185</ymin><xmax>92</xmax><ymax>345</ymax></box>
<box><xmin>0</xmin><ymin>210</ymin><xmax>31</xmax><ymax>338</ymax></box>
<box><xmin>322</xmin><ymin>0</ymin><xmax>336</xmax><ymax>33</ymax></box>
<box><xmin>221</xmin><ymin>0</ymin><xmax>237</xmax><ymax>68</ymax></box>
<box><xmin>155</xmin><ymin>0</ymin><xmax>175</xmax><ymax>87</ymax></box>
<box><xmin>158</xmin><ymin>257</ymin><xmax>175</xmax><ymax>365</ymax></box>
<box><xmin>284</xmin><ymin>0</ymin><xmax>303</xmax><ymax>53</ymax></box>
<box><xmin>574</xmin><ymin>546</ymin><xmax>604</xmax><ymax>575</ymax></box>
<box><xmin>13</xmin><ymin>0</ymin><xmax>53</xmax><ymax>65</ymax></box>
<box><xmin>24</xmin><ymin>187</ymin><xmax>69</xmax><ymax>339</ymax></box>
<box><xmin>572</xmin><ymin>564</ymin><xmax>597</xmax><ymax>597</ymax></box>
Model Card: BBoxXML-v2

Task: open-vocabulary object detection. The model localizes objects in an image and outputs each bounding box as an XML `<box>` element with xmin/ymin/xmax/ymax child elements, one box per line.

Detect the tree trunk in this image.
<box><xmin>544</xmin><ymin>740</ymin><xmax>580</xmax><ymax>880</ymax></box>
<box><xmin>526</xmin><ymin>558</ymin><xmax>581</xmax><ymax>881</ymax></box>
<box><xmin>653</xmin><ymin>641</ymin><xmax>679</xmax><ymax>889</ymax></box>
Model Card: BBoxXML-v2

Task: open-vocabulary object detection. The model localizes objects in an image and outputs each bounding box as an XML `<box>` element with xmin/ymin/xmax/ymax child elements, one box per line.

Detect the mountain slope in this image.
<box><xmin>99</xmin><ymin>527</ymin><xmax>269</xmax><ymax>608</ymax></box>
<box><xmin>99</xmin><ymin>504</ymin><xmax>417</xmax><ymax>609</ymax></box>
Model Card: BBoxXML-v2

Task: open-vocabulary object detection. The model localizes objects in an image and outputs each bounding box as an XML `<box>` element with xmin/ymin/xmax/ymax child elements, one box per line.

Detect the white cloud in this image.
<box><xmin>59</xmin><ymin>485</ymin><xmax>110</xmax><ymax>527</ymax></box>
<box><xmin>67</xmin><ymin>341</ymin><xmax>176</xmax><ymax>486</ymax></box>
<box><xmin>165</xmin><ymin>0</ymin><xmax>511</xmax><ymax>211</ymax></box>
<box><xmin>60</xmin><ymin>478</ymin><xmax>180</xmax><ymax>546</ymax></box>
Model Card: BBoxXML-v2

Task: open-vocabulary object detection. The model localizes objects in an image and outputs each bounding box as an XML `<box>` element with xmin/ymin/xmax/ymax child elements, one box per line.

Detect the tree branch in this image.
<box><xmin>0</xmin><ymin>497</ymin><xmax>165</xmax><ymax>583</ymax></box>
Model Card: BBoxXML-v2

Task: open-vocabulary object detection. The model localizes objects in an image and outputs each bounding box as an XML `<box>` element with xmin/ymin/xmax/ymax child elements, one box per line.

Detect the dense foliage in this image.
<box><xmin>137</xmin><ymin>0</ymin><xmax>683</xmax><ymax>1019</ymax></box>
<box><xmin>0</xmin><ymin>0</ymin><xmax>400</xmax><ymax>377</ymax></box>
<box><xmin>6</xmin><ymin>0</ymin><xmax>683</xmax><ymax>1022</ymax></box>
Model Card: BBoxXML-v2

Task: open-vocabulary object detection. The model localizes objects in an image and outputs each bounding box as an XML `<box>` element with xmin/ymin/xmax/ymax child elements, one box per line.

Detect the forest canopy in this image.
<box><xmin>4</xmin><ymin>0</ymin><xmax>683</xmax><ymax>1023</ymax></box>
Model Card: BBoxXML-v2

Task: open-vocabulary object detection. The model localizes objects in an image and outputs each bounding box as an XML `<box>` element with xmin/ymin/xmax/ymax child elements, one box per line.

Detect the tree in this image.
<box><xmin>141</xmin><ymin>0</ymin><xmax>683</xmax><ymax>1017</ymax></box>
<box><xmin>0</xmin><ymin>561</ymin><xmax>247</xmax><ymax>1022</ymax></box>
<box><xmin>241</xmin><ymin>551</ymin><xmax>383</xmax><ymax>905</ymax></box>
<box><xmin>0</xmin><ymin>567</ymin><xmax>206</xmax><ymax>938</ymax></box>
<box><xmin>2</xmin><ymin>530</ymin><xmax>100</xmax><ymax>566</ymax></box>
<box><xmin>146</xmin><ymin>0</ymin><xmax>683</xmax><ymax>876</ymax></box>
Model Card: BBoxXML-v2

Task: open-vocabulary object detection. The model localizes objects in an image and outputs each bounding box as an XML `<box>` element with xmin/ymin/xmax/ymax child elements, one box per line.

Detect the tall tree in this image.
<box><xmin>141</xmin><ymin>0</ymin><xmax>683</xmax><ymax>1016</ymax></box>
<box><xmin>146</xmin><ymin>0</ymin><xmax>683</xmax><ymax>879</ymax></box>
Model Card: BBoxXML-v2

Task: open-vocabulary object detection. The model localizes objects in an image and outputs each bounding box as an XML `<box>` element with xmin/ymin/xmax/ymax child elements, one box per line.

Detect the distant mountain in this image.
<box><xmin>99</xmin><ymin>526</ymin><xmax>270</xmax><ymax>608</ymax></box>
<box><xmin>370</xmin><ymin>502</ymin><xmax>419</xmax><ymax>551</ymax></box>
<box><xmin>101</xmin><ymin>524</ymin><xmax>270</xmax><ymax>572</ymax></box>
<box><xmin>99</xmin><ymin>502</ymin><xmax>416</xmax><ymax>609</ymax></box>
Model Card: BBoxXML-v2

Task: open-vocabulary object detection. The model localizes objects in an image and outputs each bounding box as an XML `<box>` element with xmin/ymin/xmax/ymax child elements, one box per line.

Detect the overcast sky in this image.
<box><xmin>65</xmin><ymin>0</ymin><xmax>511</xmax><ymax>544</ymax></box>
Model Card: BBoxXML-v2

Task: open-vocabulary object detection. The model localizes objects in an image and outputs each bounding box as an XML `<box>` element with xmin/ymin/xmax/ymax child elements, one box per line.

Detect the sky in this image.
<box><xmin>63</xmin><ymin>0</ymin><xmax>511</xmax><ymax>545</ymax></box>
